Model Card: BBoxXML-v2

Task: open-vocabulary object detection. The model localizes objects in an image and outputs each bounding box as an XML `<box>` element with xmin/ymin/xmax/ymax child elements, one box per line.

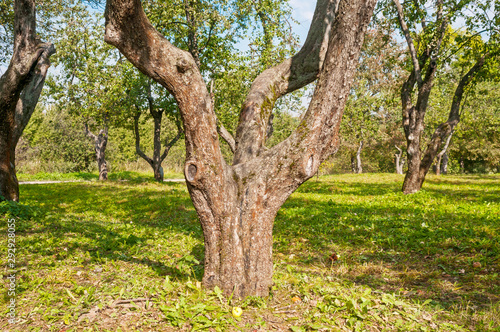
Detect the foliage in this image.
<box><xmin>450</xmin><ymin>81</ymin><xmax>500</xmax><ymax>173</ymax></box>
<box><xmin>1</xmin><ymin>174</ymin><xmax>499</xmax><ymax>330</ymax></box>
<box><xmin>16</xmin><ymin>105</ymin><xmax>96</xmax><ymax>174</ymax></box>
<box><xmin>0</xmin><ymin>200</ymin><xmax>41</xmax><ymax>222</ymax></box>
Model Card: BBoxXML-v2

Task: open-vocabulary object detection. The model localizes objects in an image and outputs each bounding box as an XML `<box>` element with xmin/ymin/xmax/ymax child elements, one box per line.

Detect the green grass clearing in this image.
<box><xmin>1</xmin><ymin>173</ymin><xmax>499</xmax><ymax>331</ymax></box>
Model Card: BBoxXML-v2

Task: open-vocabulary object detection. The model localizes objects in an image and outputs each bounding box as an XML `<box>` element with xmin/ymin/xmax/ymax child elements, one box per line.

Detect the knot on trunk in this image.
<box><xmin>185</xmin><ymin>161</ymin><xmax>201</xmax><ymax>184</ymax></box>
<box><xmin>301</xmin><ymin>153</ymin><xmax>316</xmax><ymax>178</ymax></box>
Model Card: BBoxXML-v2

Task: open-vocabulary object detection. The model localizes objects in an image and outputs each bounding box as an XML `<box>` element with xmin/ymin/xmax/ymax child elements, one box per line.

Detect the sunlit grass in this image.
<box><xmin>1</xmin><ymin>173</ymin><xmax>499</xmax><ymax>331</ymax></box>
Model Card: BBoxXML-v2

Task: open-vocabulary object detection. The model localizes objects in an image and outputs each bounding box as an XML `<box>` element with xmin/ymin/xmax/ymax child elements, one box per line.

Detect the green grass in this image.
<box><xmin>17</xmin><ymin>170</ymin><xmax>184</xmax><ymax>182</ymax></box>
<box><xmin>1</xmin><ymin>173</ymin><xmax>499</xmax><ymax>331</ymax></box>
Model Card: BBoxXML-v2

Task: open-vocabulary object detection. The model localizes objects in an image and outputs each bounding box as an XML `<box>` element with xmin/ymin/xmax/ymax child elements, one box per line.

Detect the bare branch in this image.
<box><xmin>84</xmin><ymin>123</ymin><xmax>97</xmax><ymax>140</ymax></box>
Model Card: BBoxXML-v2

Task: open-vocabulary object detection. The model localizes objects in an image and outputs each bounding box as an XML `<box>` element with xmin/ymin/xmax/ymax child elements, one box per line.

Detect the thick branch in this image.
<box><xmin>419</xmin><ymin>53</ymin><xmax>488</xmax><ymax>176</ymax></box>
<box><xmin>233</xmin><ymin>0</ymin><xmax>340</xmax><ymax>164</ymax></box>
<box><xmin>105</xmin><ymin>0</ymin><xmax>223</xmax><ymax>182</ymax></box>
<box><xmin>12</xmin><ymin>43</ymin><xmax>55</xmax><ymax>145</ymax></box>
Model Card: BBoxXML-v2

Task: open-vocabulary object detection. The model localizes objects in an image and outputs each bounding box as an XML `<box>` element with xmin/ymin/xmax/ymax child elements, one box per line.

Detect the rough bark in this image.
<box><xmin>105</xmin><ymin>0</ymin><xmax>376</xmax><ymax>297</ymax></box>
<box><xmin>85</xmin><ymin>124</ymin><xmax>109</xmax><ymax>181</ymax></box>
<box><xmin>0</xmin><ymin>0</ymin><xmax>54</xmax><ymax>201</ymax></box>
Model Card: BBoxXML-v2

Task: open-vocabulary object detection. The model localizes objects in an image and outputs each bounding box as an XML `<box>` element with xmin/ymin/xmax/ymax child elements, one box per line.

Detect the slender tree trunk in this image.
<box><xmin>152</xmin><ymin>112</ymin><xmax>164</xmax><ymax>181</ymax></box>
<box><xmin>96</xmin><ymin>130</ymin><xmax>109</xmax><ymax>180</ymax></box>
<box><xmin>356</xmin><ymin>140</ymin><xmax>363</xmax><ymax>174</ymax></box>
<box><xmin>133</xmin><ymin>108</ymin><xmax>182</xmax><ymax>182</ymax></box>
<box><xmin>105</xmin><ymin>0</ymin><xmax>376</xmax><ymax>297</ymax></box>
<box><xmin>395</xmin><ymin>145</ymin><xmax>405</xmax><ymax>174</ymax></box>
<box><xmin>435</xmin><ymin>155</ymin><xmax>442</xmax><ymax>175</ymax></box>
<box><xmin>441</xmin><ymin>152</ymin><xmax>449</xmax><ymax>174</ymax></box>
<box><xmin>350</xmin><ymin>154</ymin><xmax>356</xmax><ymax>173</ymax></box>
<box><xmin>0</xmin><ymin>0</ymin><xmax>54</xmax><ymax>201</ymax></box>
<box><xmin>85</xmin><ymin>124</ymin><xmax>109</xmax><ymax>181</ymax></box>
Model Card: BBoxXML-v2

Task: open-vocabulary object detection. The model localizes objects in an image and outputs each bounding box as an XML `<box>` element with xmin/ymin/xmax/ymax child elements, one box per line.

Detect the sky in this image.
<box><xmin>289</xmin><ymin>0</ymin><xmax>315</xmax><ymax>44</ymax></box>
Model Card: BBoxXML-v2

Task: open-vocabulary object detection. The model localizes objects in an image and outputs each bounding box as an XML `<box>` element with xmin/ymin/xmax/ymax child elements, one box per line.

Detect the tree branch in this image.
<box><xmin>133</xmin><ymin>111</ymin><xmax>153</xmax><ymax>166</ymax></box>
<box><xmin>419</xmin><ymin>53</ymin><xmax>488</xmax><ymax>176</ymax></box>
<box><xmin>12</xmin><ymin>43</ymin><xmax>55</xmax><ymax>145</ymax></box>
<box><xmin>393</xmin><ymin>0</ymin><xmax>422</xmax><ymax>85</ymax></box>
<box><xmin>84</xmin><ymin>122</ymin><xmax>97</xmax><ymax>141</ymax></box>
<box><xmin>233</xmin><ymin>0</ymin><xmax>340</xmax><ymax>164</ymax></box>
<box><xmin>160</xmin><ymin>125</ymin><xmax>183</xmax><ymax>163</ymax></box>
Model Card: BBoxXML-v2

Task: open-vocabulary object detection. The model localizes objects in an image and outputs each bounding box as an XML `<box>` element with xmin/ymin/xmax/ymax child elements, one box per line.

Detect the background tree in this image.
<box><xmin>340</xmin><ymin>26</ymin><xmax>404</xmax><ymax>174</ymax></box>
<box><xmin>47</xmin><ymin>6</ymin><xmax>126</xmax><ymax>180</ymax></box>
<box><xmin>0</xmin><ymin>0</ymin><xmax>55</xmax><ymax>201</ymax></box>
<box><xmin>104</xmin><ymin>0</ymin><xmax>376</xmax><ymax>297</ymax></box>
<box><xmin>125</xmin><ymin>69</ymin><xmax>183</xmax><ymax>182</ymax></box>
<box><xmin>379</xmin><ymin>0</ymin><xmax>498</xmax><ymax>193</ymax></box>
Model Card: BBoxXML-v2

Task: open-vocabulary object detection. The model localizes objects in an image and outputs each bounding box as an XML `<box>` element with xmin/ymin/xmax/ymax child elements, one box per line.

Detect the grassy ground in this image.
<box><xmin>17</xmin><ymin>170</ymin><xmax>184</xmax><ymax>182</ymax></box>
<box><xmin>1</xmin><ymin>173</ymin><xmax>499</xmax><ymax>331</ymax></box>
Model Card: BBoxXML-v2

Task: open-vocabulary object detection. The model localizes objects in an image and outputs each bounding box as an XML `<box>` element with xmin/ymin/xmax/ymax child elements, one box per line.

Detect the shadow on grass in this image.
<box><xmin>274</xmin><ymin>179</ymin><xmax>500</xmax><ymax>310</ymax></box>
<box><xmin>12</xmin><ymin>181</ymin><xmax>204</xmax><ymax>295</ymax></box>
<box><xmin>9</xmin><ymin>175</ymin><xmax>500</xmax><ymax>311</ymax></box>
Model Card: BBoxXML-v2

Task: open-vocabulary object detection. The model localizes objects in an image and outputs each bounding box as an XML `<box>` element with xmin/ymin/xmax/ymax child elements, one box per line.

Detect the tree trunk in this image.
<box><xmin>0</xmin><ymin>0</ymin><xmax>54</xmax><ymax>201</ymax></box>
<box><xmin>395</xmin><ymin>145</ymin><xmax>405</xmax><ymax>174</ymax></box>
<box><xmin>356</xmin><ymin>141</ymin><xmax>363</xmax><ymax>174</ymax></box>
<box><xmin>441</xmin><ymin>152</ymin><xmax>449</xmax><ymax>174</ymax></box>
<box><xmin>435</xmin><ymin>155</ymin><xmax>442</xmax><ymax>175</ymax></box>
<box><xmin>96</xmin><ymin>130</ymin><xmax>109</xmax><ymax>181</ymax></box>
<box><xmin>105</xmin><ymin>0</ymin><xmax>376</xmax><ymax>297</ymax></box>
<box><xmin>350</xmin><ymin>154</ymin><xmax>356</xmax><ymax>173</ymax></box>
<box><xmin>394</xmin><ymin>0</ymin><xmax>489</xmax><ymax>194</ymax></box>
<box><xmin>133</xmin><ymin>106</ymin><xmax>182</xmax><ymax>182</ymax></box>
<box><xmin>85</xmin><ymin>124</ymin><xmax>109</xmax><ymax>181</ymax></box>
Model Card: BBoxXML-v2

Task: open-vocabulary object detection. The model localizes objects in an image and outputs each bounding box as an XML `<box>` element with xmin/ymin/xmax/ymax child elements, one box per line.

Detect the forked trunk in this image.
<box><xmin>105</xmin><ymin>0</ymin><xmax>376</xmax><ymax>297</ymax></box>
<box><xmin>133</xmin><ymin>109</ymin><xmax>182</xmax><ymax>182</ymax></box>
<box><xmin>395</xmin><ymin>146</ymin><xmax>405</xmax><ymax>174</ymax></box>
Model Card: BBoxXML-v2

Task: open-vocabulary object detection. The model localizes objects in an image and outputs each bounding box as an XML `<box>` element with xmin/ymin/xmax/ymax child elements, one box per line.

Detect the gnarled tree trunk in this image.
<box><xmin>0</xmin><ymin>0</ymin><xmax>55</xmax><ymax>201</ymax></box>
<box><xmin>394</xmin><ymin>0</ymin><xmax>490</xmax><ymax>194</ymax></box>
<box><xmin>104</xmin><ymin>0</ymin><xmax>376</xmax><ymax>297</ymax></box>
